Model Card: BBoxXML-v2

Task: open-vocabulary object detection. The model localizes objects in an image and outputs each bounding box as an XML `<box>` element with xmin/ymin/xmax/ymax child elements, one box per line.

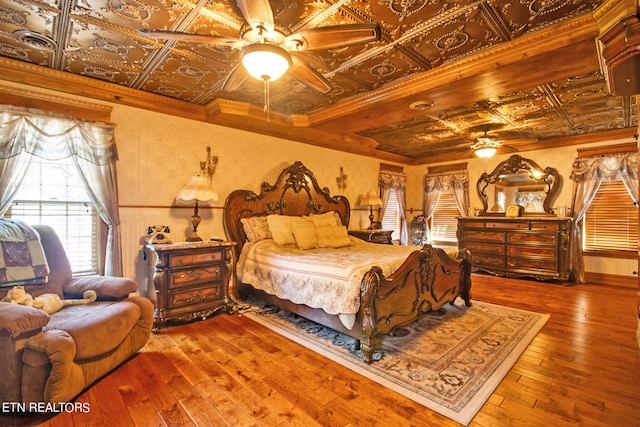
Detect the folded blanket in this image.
<box><xmin>0</xmin><ymin>219</ymin><xmax>50</xmax><ymax>287</ymax></box>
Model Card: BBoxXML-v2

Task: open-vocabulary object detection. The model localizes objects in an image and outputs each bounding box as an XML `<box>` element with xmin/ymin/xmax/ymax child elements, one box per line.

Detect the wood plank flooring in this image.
<box><xmin>3</xmin><ymin>274</ymin><xmax>640</xmax><ymax>426</ymax></box>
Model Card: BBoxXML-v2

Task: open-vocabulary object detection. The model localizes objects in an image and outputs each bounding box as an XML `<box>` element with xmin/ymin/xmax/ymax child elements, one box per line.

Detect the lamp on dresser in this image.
<box><xmin>361</xmin><ymin>191</ymin><xmax>384</xmax><ymax>229</ymax></box>
<box><xmin>176</xmin><ymin>176</ymin><xmax>218</xmax><ymax>242</ymax></box>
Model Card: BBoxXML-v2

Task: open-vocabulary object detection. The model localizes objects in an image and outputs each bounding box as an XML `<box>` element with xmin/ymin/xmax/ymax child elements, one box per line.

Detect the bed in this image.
<box><xmin>224</xmin><ymin>161</ymin><xmax>472</xmax><ymax>363</ymax></box>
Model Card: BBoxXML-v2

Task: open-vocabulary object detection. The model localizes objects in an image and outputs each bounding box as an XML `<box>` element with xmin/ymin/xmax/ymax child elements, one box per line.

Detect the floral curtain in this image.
<box><xmin>379</xmin><ymin>170</ymin><xmax>408</xmax><ymax>245</ymax></box>
<box><xmin>0</xmin><ymin>105</ymin><xmax>123</xmax><ymax>276</ymax></box>
<box><xmin>423</xmin><ymin>171</ymin><xmax>469</xmax><ymax>242</ymax></box>
<box><xmin>569</xmin><ymin>151</ymin><xmax>638</xmax><ymax>283</ymax></box>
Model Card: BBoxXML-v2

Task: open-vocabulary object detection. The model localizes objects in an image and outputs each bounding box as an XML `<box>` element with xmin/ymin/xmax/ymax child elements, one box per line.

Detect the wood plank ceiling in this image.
<box><xmin>0</xmin><ymin>0</ymin><xmax>637</xmax><ymax>164</ymax></box>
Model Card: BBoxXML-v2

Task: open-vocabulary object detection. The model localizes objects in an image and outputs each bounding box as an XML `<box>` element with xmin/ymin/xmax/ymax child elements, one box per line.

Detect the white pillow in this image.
<box><xmin>315</xmin><ymin>225</ymin><xmax>352</xmax><ymax>248</ymax></box>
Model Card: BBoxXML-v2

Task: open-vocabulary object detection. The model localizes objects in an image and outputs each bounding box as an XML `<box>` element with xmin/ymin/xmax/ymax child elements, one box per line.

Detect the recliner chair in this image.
<box><xmin>0</xmin><ymin>224</ymin><xmax>153</xmax><ymax>407</ymax></box>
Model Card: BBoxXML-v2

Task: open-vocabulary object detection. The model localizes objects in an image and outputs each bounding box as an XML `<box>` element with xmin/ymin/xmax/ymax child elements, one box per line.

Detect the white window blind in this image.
<box><xmin>431</xmin><ymin>190</ymin><xmax>460</xmax><ymax>244</ymax></box>
<box><xmin>583</xmin><ymin>179</ymin><xmax>638</xmax><ymax>252</ymax></box>
<box><xmin>4</xmin><ymin>156</ymin><xmax>100</xmax><ymax>275</ymax></box>
<box><xmin>381</xmin><ymin>189</ymin><xmax>400</xmax><ymax>241</ymax></box>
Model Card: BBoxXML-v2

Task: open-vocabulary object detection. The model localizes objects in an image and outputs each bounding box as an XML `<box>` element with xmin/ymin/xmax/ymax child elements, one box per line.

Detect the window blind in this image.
<box><xmin>431</xmin><ymin>190</ymin><xmax>460</xmax><ymax>243</ymax></box>
<box><xmin>583</xmin><ymin>180</ymin><xmax>638</xmax><ymax>252</ymax></box>
<box><xmin>4</xmin><ymin>156</ymin><xmax>100</xmax><ymax>275</ymax></box>
<box><xmin>381</xmin><ymin>189</ymin><xmax>400</xmax><ymax>241</ymax></box>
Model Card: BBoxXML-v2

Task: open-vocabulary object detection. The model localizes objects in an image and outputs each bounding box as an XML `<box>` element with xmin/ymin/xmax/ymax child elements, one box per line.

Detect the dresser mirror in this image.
<box><xmin>477</xmin><ymin>154</ymin><xmax>561</xmax><ymax>216</ymax></box>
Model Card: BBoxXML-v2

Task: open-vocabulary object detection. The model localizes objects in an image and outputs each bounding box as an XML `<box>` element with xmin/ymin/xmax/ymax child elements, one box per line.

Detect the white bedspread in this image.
<box><xmin>237</xmin><ymin>237</ymin><xmax>418</xmax><ymax>328</ymax></box>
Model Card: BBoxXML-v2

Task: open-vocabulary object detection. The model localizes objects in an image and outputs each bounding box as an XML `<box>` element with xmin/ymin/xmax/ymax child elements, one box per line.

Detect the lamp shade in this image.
<box><xmin>361</xmin><ymin>191</ymin><xmax>383</xmax><ymax>207</ymax></box>
<box><xmin>241</xmin><ymin>43</ymin><xmax>292</xmax><ymax>81</ymax></box>
<box><xmin>176</xmin><ymin>176</ymin><xmax>218</xmax><ymax>204</ymax></box>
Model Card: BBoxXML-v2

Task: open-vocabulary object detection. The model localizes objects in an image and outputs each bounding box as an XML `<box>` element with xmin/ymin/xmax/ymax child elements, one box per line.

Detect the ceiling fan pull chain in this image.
<box><xmin>264</xmin><ymin>78</ymin><xmax>270</xmax><ymax>126</ymax></box>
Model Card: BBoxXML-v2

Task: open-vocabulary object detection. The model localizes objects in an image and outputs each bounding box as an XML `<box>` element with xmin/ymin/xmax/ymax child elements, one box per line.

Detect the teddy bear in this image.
<box><xmin>1</xmin><ymin>285</ymin><xmax>97</xmax><ymax>315</ymax></box>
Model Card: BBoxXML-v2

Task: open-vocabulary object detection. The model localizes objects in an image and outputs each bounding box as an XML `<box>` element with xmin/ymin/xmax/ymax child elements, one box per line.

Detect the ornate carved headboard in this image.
<box><xmin>223</xmin><ymin>161</ymin><xmax>351</xmax><ymax>257</ymax></box>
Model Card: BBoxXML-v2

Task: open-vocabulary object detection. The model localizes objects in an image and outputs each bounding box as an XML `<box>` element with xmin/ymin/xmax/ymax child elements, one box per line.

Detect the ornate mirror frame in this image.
<box><xmin>477</xmin><ymin>154</ymin><xmax>562</xmax><ymax>216</ymax></box>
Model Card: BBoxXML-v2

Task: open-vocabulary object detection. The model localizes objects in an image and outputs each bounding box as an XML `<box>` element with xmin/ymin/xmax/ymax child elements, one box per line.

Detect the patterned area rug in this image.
<box><xmin>243</xmin><ymin>300</ymin><xmax>549</xmax><ymax>425</ymax></box>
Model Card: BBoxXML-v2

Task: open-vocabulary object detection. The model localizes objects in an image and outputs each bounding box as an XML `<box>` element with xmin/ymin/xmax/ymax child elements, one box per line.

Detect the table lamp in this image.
<box><xmin>361</xmin><ymin>191</ymin><xmax>383</xmax><ymax>229</ymax></box>
<box><xmin>176</xmin><ymin>176</ymin><xmax>218</xmax><ymax>242</ymax></box>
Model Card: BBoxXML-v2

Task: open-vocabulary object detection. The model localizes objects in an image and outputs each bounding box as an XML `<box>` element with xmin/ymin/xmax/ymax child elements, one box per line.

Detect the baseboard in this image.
<box><xmin>584</xmin><ymin>272</ymin><xmax>636</xmax><ymax>288</ymax></box>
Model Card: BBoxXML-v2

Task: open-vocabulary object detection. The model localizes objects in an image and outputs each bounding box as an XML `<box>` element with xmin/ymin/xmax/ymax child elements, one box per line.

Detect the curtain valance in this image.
<box><xmin>424</xmin><ymin>171</ymin><xmax>469</xmax><ymax>192</ymax></box>
<box><xmin>0</xmin><ymin>105</ymin><xmax>117</xmax><ymax>164</ymax></box>
<box><xmin>379</xmin><ymin>171</ymin><xmax>406</xmax><ymax>189</ymax></box>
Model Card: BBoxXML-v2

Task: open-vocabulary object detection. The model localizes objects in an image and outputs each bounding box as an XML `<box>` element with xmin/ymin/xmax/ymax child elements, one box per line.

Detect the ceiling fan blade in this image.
<box><xmin>288</xmin><ymin>56</ymin><xmax>333</xmax><ymax>93</ymax></box>
<box><xmin>236</xmin><ymin>0</ymin><xmax>274</xmax><ymax>33</ymax></box>
<box><xmin>222</xmin><ymin>64</ymin><xmax>249</xmax><ymax>92</ymax></box>
<box><xmin>285</xmin><ymin>23</ymin><xmax>380</xmax><ymax>51</ymax></box>
<box><xmin>138</xmin><ymin>30</ymin><xmax>244</xmax><ymax>48</ymax></box>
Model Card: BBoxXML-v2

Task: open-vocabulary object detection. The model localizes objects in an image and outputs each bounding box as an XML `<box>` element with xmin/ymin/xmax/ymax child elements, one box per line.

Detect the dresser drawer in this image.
<box><xmin>169</xmin><ymin>251</ymin><xmax>223</xmax><ymax>267</ymax></box>
<box><xmin>462</xmin><ymin>230</ymin><xmax>505</xmax><ymax>243</ymax></box>
<box><xmin>473</xmin><ymin>253</ymin><xmax>505</xmax><ymax>267</ymax></box>
<box><xmin>507</xmin><ymin>232</ymin><xmax>557</xmax><ymax>245</ymax></box>
<box><xmin>529</xmin><ymin>222</ymin><xmax>560</xmax><ymax>231</ymax></box>
<box><xmin>169</xmin><ymin>266</ymin><xmax>222</xmax><ymax>289</ymax></box>
<box><xmin>507</xmin><ymin>257</ymin><xmax>557</xmax><ymax>271</ymax></box>
<box><xmin>484</xmin><ymin>221</ymin><xmax>529</xmax><ymax>229</ymax></box>
<box><xmin>463</xmin><ymin>242</ymin><xmax>505</xmax><ymax>255</ymax></box>
<box><xmin>168</xmin><ymin>285</ymin><xmax>223</xmax><ymax>308</ymax></box>
<box><xmin>507</xmin><ymin>245</ymin><xmax>557</xmax><ymax>257</ymax></box>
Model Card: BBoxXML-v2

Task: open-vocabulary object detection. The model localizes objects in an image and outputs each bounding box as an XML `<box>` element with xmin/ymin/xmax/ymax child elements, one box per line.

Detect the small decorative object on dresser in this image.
<box><xmin>348</xmin><ymin>229</ymin><xmax>393</xmax><ymax>244</ymax></box>
<box><xmin>145</xmin><ymin>240</ymin><xmax>237</xmax><ymax>332</ymax></box>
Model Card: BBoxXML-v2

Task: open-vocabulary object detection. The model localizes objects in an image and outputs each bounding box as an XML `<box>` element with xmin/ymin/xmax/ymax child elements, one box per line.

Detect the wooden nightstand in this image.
<box><xmin>145</xmin><ymin>240</ymin><xmax>238</xmax><ymax>332</ymax></box>
<box><xmin>348</xmin><ymin>229</ymin><xmax>393</xmax><ymax>244</ymax></box>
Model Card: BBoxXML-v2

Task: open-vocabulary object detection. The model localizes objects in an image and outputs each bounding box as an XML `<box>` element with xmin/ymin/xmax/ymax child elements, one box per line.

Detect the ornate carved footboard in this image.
<box><xmin>360</xmin><ymin>245</ymin><xmax>472</xmax><ymax>363</ymax></box>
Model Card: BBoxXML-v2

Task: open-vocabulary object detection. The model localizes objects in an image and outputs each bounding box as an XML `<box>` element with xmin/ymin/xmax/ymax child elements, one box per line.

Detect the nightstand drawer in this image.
<box><xmin>168</xmin><ymin>285</ymin><xmax>223</xmax><ymax>308</ymax></box>
<box><xmin>170</xmin><ymin>251</ymin><xmax>223</xmax><ymax>267</ymax></box>
<box><xmin>169</xmin><ymin>266</ymin><xmax>221</xmax><ymax>289</ymax></box>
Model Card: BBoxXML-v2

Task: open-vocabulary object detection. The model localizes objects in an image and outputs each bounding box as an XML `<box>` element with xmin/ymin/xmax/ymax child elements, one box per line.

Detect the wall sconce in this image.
<box><xmin>336</xmin><ymin>167</ymin><xmax>347</xmax><ymax>192</ymax></box>
<box><xmin>200</xmin><ymin>146</ymin><xmax>218</xmax><ymax>186</ymax></box>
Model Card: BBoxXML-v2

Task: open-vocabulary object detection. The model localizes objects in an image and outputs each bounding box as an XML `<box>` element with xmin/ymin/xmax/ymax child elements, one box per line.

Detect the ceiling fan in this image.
<box><xmin>468</xmin><ymin>123</ymin><xmax>522</xmax><ymax>158</ymax></box>
<box><xmin>138</xmin><ymin>0</ymin><xmax>381</xmax><ymax>94</ymax></box>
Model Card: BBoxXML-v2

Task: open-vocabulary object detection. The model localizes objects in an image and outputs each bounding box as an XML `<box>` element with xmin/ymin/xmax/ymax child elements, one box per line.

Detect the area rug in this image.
<box><xmin>242</xmin><ymin>300</ymin><xmax>549</xmax><ymax>425</ymax></box>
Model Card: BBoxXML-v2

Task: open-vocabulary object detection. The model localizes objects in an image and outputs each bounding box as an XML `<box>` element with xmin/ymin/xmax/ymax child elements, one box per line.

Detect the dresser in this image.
<box><xmin>146</xmin><ymin>241</ymin><xmax>237</xmax><ymax>332</ymax></box>
<box><xmin>348</xmin><ymin>229</ymin><xmax>393</xmax><ymax>244</ymax></box>
<box><xmin>457</xmin><ymin>217</ymin><xmax>572</xmax><ymax>283</ymax></box>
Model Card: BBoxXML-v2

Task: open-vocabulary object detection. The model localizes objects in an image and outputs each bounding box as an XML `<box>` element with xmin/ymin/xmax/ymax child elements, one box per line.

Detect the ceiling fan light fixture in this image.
<box><xmin>241</xmin><ymin>43</ymin><xmax>292</xmax><ymax>81</ymax></box>
<box><xmin>474</xmin><ymin>146</ymin><xmax>497</xmax><ymax>158</ymax></box>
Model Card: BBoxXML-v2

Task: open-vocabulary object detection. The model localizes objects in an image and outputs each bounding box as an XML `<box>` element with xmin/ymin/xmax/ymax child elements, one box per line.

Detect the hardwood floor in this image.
<box><xmin>3</xmin><ymin>274</ymin><xmax>640</xmax><ymax>427</ymax></box>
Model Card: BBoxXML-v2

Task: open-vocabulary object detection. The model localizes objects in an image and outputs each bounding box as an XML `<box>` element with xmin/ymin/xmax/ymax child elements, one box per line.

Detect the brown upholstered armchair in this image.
<box><xmin>0</xmin><ymin>224</ymin><xmax>153</xmax><ymax>408</ymax></box>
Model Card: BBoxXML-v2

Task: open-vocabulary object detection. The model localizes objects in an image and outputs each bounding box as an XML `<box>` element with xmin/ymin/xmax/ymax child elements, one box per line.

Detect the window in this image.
<box><xmin>3</xmin><ymin>156</ymin><xmax>100</xmax><ymax>275</ymax></box>
<box><xmin>430</xmin><ymin>190</ymin><xmax>459</xmax><ymax>245</ymax></box>
<box><xmin>381</xmin><ymin>188</ymin><xmax>400</xmax><ymax>241</ymax></box>
<box><xmin>583</xmin><ymin>179</ymin><xmax>638</xmax><ymax>253</ymax></box>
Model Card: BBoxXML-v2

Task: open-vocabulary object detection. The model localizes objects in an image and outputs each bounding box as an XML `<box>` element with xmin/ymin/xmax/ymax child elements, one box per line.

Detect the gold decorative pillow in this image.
<box><xmin>315</xmin><ymin>225</ymin><xmax>352</xmax><ymax>248</ymax></box>
<box><xmin>292</xmin><ymin>220</ymin><xmax>318</xmax><ymax>250</ymax></box>
<box><xmin>267</xmin><ymin>215</ymin><xmax>305</xmax><ymax>245</ymax></box>
<box><xmin>304</xmin><ymin>211</ymin><xmax>342</xmax><ymax>227</ymax></box>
